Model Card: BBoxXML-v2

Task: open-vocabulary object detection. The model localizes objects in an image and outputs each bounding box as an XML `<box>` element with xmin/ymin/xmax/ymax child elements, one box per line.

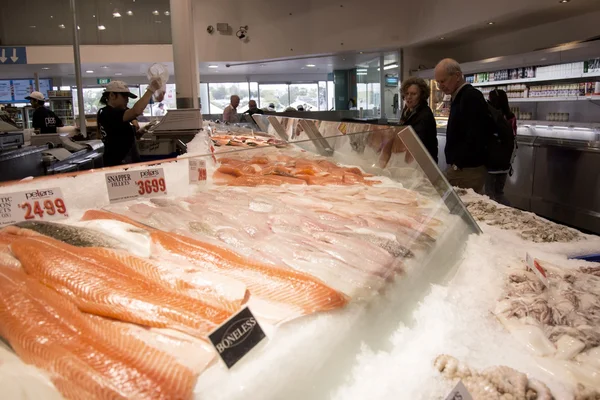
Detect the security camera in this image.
<box><xmin>236</xmin><ymin>25</ymin><xmax>248</xmax><ymax>40</ymax></box>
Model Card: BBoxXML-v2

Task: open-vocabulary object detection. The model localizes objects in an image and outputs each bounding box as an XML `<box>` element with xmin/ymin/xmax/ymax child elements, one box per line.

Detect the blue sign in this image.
<box><xmin>0</xmin><ymin>79</ymin><xmax>52</xmax><ymax>104</ymax></box>
<box><xmin>0</xmin><ymin>47</ymin><xmax>27</xmax><ymax>65</ymax></box>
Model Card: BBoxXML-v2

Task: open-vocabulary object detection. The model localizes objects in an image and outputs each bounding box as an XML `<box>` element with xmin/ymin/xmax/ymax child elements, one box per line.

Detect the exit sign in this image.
<box><xmin>97</xmin><ymin>78</ymin><xmax>111</xmax><ymax>85</ymax></box>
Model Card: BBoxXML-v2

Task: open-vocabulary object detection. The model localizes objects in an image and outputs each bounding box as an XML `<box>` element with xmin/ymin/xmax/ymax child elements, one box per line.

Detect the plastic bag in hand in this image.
<box><xmin>147</xmin><ymin>63</ymin><xmax>169</xmax><ymax>90</ymax></box>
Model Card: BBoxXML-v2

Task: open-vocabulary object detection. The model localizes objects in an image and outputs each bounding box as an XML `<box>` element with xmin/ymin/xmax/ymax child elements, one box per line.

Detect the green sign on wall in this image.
<box><xmin>97</xmin><ymin>78</ymin><xmax>111</xmax><ymax>85</ymax></box>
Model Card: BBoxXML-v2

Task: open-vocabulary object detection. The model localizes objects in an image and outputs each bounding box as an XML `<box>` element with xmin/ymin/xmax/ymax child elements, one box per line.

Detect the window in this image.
<box><xmin>73</xmin><ymin>87</ymin><xmax>107</xmax><ymax>115</ymax></box>
<box><xmin>139</xmin><ymin>84</ymin><xmax>176</xmax><ymax>116</ymax></box>
<box><xmin>259</xmin><ymin>84</ymin><xmax>289</xmax><ymax>111</ymax></box>
<box><xmin>289</xmin><ymin>83</ymin><xmax>318</xmax><ymax>111</ymax></box>
<box><xmin>200</xmin><ymin>83</ymin><xmax>209</xmax><ymax>114</ymax></box>
<box><xmin>327</xmin><ymin>81</ymin><xmax>335</xmax><ymax>111</ymax></box>
<box><xmin>208</xmin><ymin>83</ymin><xmax>250</xmax><ymax>115</ymax></box>
<box><xmin>318</xmin><ymin>81</ymin><xmax>327</xmax><ymax>111</ymax></box>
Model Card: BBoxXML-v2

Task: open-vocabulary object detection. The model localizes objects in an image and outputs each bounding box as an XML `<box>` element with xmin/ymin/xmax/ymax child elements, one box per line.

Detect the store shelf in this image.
<box><xmin>471</xmin><ymin>71</ymin><xmax>600</xmax><ymax>87</ymax></box>
<box><xmin>509</xmin><ymin>96</ymin><xmax>600</xmax><ymax>103</ymax></box>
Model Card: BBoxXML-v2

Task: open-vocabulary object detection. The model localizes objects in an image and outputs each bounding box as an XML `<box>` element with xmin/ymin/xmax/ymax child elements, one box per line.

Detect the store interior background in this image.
<box><xmin>0</xmin><ymin>0</ymin><xmax>599</xmax><ymax>121</ymax></box>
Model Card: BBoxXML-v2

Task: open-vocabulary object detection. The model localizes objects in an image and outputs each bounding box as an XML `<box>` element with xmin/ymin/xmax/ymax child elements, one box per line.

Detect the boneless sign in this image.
<box><xmin>0</xmin><ymin>188</ymin><xmax>69</xmax><ymax>227</ymax></box>
<box><xmin>105</xmin><ymin>168</ymin><xmax>167</xmax><ymax>203</ymax></box>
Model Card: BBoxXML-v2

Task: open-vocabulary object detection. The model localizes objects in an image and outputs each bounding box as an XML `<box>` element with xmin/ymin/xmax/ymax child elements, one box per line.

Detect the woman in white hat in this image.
<box><xmin>25</xmin><ymin>91</ymin><xmax>64</xmax><ymax>134</ymax></box>
<box><xmin>97</xmin><ymin>79</ymin><xmax>163</xmax><ymax>167</ymax></box>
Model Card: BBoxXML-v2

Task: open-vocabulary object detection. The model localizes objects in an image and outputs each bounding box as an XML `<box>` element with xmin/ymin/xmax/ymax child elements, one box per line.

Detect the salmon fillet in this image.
<box><xmin>0</xmin><ymin>267</ymin><xmax>197</xmax><ymax>400</ymax></box>
<box><xmin>232</xmin><ymin>175</ymin><xmax>307</xmax><ymax>186</ymax></box>
<box><xmin>81</xmin><ymin>210</ymin><xmax>349</xmax><ymax>316</ymax></box>
<box><xmin>10</xmin><ymin>235</ymin><xmax>233</xmax><ymax>337</ymax></box>
<box><xmin>85</xmin><ymin>247</ymin><xmax>248</xmax><ymax>314</ymax></box>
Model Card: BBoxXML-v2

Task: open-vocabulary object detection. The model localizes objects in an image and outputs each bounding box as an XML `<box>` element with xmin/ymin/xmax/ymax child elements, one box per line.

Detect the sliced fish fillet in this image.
<box><xmin>82</xmin><ymin>210</ymin><xmax>349</xmax><ymax>317</ymax></box>
<box><xmin>10</xmin><ymin>236</ymin><xmax>234</xmax><ymax>337</ymax></box>
<box><xmin>85</xmin><ymin>247</ymin><xmax>248</xmax><ymax>313</ymax></box>
<box><xmin>0</xmin><ymin>267</ymin><xmax>197</xmax><ymax>400</ymax></box>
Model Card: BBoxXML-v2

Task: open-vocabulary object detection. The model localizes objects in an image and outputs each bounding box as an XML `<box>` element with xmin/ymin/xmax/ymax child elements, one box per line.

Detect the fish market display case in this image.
<box><xmin>437</xmin><ymin>121</ymin><xmax>600</xmax><ymax>235</ymax></box>
<box><xmin>0</xmin><ymin>119</ymin><xmax>481</xmax><ymax>400</ymax></box>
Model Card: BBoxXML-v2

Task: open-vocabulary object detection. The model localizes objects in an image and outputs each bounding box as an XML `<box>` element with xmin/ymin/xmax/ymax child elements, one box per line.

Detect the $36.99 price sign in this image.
<box><xmin>105</xmin><ymin>168</ymin><xmax>167</xmax><ymax>203</ymax></box>
<box><xmin>0</xmin><ymin>188</ymin><xmax>69</xmax><ymax>227</ymax></box>
<box><xmin>188</xmin><ymin>159</ymin><xmax>207</xmax><ymax>184</ymax></box>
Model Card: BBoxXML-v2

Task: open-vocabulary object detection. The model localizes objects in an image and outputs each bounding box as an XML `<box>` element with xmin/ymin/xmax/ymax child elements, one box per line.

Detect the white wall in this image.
<box><xmin>192</xmin><ymin>0</ymin><xmax>411</xmax><ymax>62</ymax></box>
<box><xmin>26</xmin><ymin>45</ymin><xmax>174</xmax><ymax>65</ymax></box>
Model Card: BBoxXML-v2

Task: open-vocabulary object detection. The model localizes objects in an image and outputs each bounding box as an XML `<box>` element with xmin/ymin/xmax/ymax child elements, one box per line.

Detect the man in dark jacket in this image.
<box><xmin>434</xmin><ymin>59</ymin><xmax>491</xmax><ymax>193</ymax></box>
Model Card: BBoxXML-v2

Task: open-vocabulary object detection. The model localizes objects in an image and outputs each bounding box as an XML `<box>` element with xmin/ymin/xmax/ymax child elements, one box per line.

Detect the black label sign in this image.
<box><xmin>208</xmin><ymin>307</ymin><xmax>266</xmax><ymax>369</ymax></box>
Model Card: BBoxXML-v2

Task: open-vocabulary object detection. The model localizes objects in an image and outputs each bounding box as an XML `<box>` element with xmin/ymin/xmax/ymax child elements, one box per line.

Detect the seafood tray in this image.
<box><xmin>0</xmin><ymin>122</ymin><xmax>481</xmax><ymax>399</ymax></box>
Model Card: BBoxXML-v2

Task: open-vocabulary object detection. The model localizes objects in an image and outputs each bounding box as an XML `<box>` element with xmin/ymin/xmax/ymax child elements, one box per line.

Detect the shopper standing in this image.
<box><xmin>486</xmin><ymin>89</ymin><xmax>517</xmax><ymax>205</ymax></box>
<box><xmin>26</xmin><ymin>91</ymin><xmax>64</xmax><ymax>134</ymax></box>
<box><xmin>434</xmin><ymin>58</ymin><xmax>492</xmax><ymax>193</ymax></box>
<box><xmin>97</xmin><ymin>80</ymin><xmax>162</xmax><ymax>167</ymax></box>
<box><xmin>399</xmin><ymin>77</ymin><xmax>438</xmax><ymax>163</ymax></box>
<box><xmin>243</xmin><ymin>100</ymin><xmax>264</xmax><ymax>116</ymax></box>
<box><xmin>222</xmin><ymin>95</ymin><xmax>240</xmax><ymax>123</ymax></box>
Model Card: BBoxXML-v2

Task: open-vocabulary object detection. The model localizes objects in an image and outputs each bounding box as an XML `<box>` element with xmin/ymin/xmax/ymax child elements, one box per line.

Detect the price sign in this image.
<box><xmin>526</xmin><ymin>253</ymin><xmax>550</xmax><ymax>288</ymax></box>
<box><xmin>105</xmin><ymin>168</ymin><xmax>167</xmax><ymax>203</ymax></box>
<box><xmin>189</xmin><ymin>159</ymin><xmax>207</xmax><ymax>184</ymax></box>
<box><xmin>0</xmin><ymin>188</ymin><xmax>69</xmax><ymax>227</ymax></box>
<box><xmin>444</xmin><ymin>381</ymin><xmax>473</xmax><ymax>400</ymax></box>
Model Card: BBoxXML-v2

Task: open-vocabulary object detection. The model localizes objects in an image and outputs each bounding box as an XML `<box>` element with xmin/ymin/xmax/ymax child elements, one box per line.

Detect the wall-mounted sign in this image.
<box><xmin>0</xmin><ymin>47</ymin><xmax>27</xmax><ymax>65</ymax></box>
<box><xmin>97</xmin><ymin>78</ymin><xmax>111</xmax><ymax>85</ymax></box>
<box><xmin>0</xmin><ymin>79</ymin><xmax>52</xmax><ymax>104</ymax></box>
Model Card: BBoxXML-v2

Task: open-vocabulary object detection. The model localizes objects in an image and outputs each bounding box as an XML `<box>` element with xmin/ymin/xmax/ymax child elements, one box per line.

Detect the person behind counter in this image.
<box><xmin>97</xmin><ymin>80</ymin><xmax>163</xmax><ymax>167</ymax></box>
<box><xmin>222</xmin><ymin>95</ymin><xmax>240</xmax><ymax>123</ymax></box>
<box><xmin>25</xmin><ymin>91</ymin><xmax>64</xmax><ymax>134</ymax></box>
<box><xmin>243</xmin><ymin>100</ymin><xmax>264</xmax><ymax>116</ymax></box>
<box><xmin>399</xmin><ymin>77</ymin><xmax>438</xmax><ymax>163</ymax></box>
<box><xmin>486</xmin><ymin>89</ymin><xmax>517</xmax><ymax>205</ymax></box>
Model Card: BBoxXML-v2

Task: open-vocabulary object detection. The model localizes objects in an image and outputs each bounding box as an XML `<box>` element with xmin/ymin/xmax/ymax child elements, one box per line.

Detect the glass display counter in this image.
<box><xmin>0</xmin><ymin>118</ymin><xmax>480</xmax><ymax>399</ymax></box>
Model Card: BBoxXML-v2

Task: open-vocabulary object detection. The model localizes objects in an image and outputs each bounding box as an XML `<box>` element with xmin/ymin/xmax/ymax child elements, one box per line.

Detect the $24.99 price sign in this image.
<box><xmin>105</xmin><ymin>168</ymin><xmax>167</xmax><ymax>203</ymax></box>
<box><xmin>0</xmin><ymin>188</ymin><xmax>69</xmax><ymax>227</ymax></box>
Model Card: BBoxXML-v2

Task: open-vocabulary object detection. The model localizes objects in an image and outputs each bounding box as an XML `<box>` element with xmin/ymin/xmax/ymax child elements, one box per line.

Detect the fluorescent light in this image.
<box><xmin>86</xmin><ymin>70</ymin><xmax>94</xmax><ymax>73</ymax></box>
<box><xmin>58</xmin><ymin>24</ymin><xmax>65</xmax><ymax>29</ymax></box>
<box><xmin>77</xmin><ymin>26</ymin><xmax>80</xmax><ymax>30</ymax></box>
<box><xmin>113</xmin><ymin>12</ymin><xmax>122</xmax><ymax>18</ymax></box>
<box><xmin>306</xmin><ymin>64</ymin><xmax>316</xmax><ymax>68</ymax></box>
<box><xmin>488</xmin><ymin>21</ymin><xmax>495</xmax><ymax>25</ymax></box>
<box><xmin>29</xmin><ymin>25</ymin><xmax>36</xmax><ymax>28</ymax></box>
<box><xmin>164</xmin><ymin>11</ymin><xmax>170</xmax><ymax>16</ymax></box>
<box><xmin>383</xmin><ymin>64</ymin><xmax>399</xmax><ymax>70</ymax></box>
<box><xmin>126</xmin><ymin>10</ymin><xmax>133</xmax><ymax>16</ymax></box>
<box><xmin>115</xmin><ymin>73</ymin><xmax>123</xmax><ymax>76</ymax></box>
<box><xmin>356</xmin><ymin>68</ymin><xmax>368</xmax><ymax>72</ymax></box>
<box><xmin>98</xmin><ymin>25</ymin><xmax>106</xmax><ymax>30</ymax></box>
<box><xmin>440</xmin><ymin>37</ymin><xmax>445</xmax><ymax>40</ymax></box>
<box><xmin>41</xmin><ymin>67</ymin><xmax>50</xmax><ymax>70</ymax></box>
<box><xmin>101</xmin><ymin>65</ymin><xmax>109</xmax><ymax>69</ymax></box>
<box><xmin>357</xmin><ymin>72</ymin><xmax>367</xmax><ymax>76</ymax></box>
<box><xmin>559</xmin><ymin>0</ymin><xmax>570</xmax><ymax>3</ymax></box>
<box><xmin>152</xmin><ymin>10</ymin><xmax>159</xmax><ymax>15</ymax></box>
<box><xmin>208</xmin><ymin>65</ymin><xmax>219</xmax><ymax>68</ymax></box>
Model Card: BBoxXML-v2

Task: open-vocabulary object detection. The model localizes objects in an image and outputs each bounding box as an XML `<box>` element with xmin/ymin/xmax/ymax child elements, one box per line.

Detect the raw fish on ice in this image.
<box><xmin>0</xmin><ymin>267</ymin><xmax>198</xmax><ymax>400</ymax></box>
<box><xmin>81</xmin><ymin>210</ymin><xmax>349</xmax><ymax>319</ymax></box>
<box><xmin>10</xmin><ymin>235</ymin><xmax>235</xmax><ymax>337</ymax></box>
